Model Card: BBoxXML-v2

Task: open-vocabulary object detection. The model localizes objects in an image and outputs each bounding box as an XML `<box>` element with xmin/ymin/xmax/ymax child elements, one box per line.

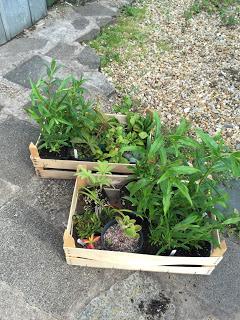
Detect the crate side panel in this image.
<box><xmin>66</xmin><ymin>257</ymin><xmax>214</xmax><ymax>275</ymax></box>
<box><xmin>64</xmin><ymin>247</ymin><xmax>221</xmax><ymax>267</ymax></box>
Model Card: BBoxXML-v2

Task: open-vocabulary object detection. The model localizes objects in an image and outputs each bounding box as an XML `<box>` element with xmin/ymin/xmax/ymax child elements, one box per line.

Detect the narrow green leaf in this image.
<box><xmin>173</xmin><ymin>180</ymin><xmax>192</xmax><ymax>206</ymax></box>
<box><xmin>171</xmin><ymin>166</ymin><xmax>200</xmax><ymax>175</ymax></box>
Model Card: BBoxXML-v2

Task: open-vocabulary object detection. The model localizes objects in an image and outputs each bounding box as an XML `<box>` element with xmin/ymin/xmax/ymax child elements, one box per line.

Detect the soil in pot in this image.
<box><xmin>102</xmin><ymin>222</ymin><xmax>143</xmax><ymax>253</ymax></box>
<box><xmin>158</xmin><ymin>241</ymin><xmax>211</xmax><ymax>257</ymax></box>
<box><xmin>39</xmin><ymin>145</ymin><xmax>75</xmax><ymax>160</ymax></box>
<box><xmin>38</xmin><ymin>145</ymin><xmax>96</xmax><ymax>161</ymax></box>
<box><xmin>174</xmin><ymin>241</ymin><xmax>211</xmax><ymax>257</ymax></box>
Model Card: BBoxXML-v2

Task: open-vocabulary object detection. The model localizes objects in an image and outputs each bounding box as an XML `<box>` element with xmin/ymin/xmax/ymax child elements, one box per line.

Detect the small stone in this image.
<box><xmin>83</xmin><ymin>71</ymin><xmax>115</xmax><ymax>96</ymax></box>
<box><xmin>223</xmin><ymin>123</ymin><xmax>234</xmax><ymax>129</ymax></box>
<box><xmin>184</xmin><ymin>107</ymin><xmax>190</xmax><ymax>113</ymax></box>
<box><xmin>236</xmin><ymin>144</ymin><xmax>240</xmax><ymax>150</ymax></box>
<box><xmin>77</xmin><ymin>27</ymin><xmax>100</xmax><ymax>42</ymax></box>
<box><xmin>96</xmin><ymin>16</ymin><xmax>116</xmax><ymax>28</ymax></box>
<box><xmin>78</xmin><ymin>46</ymin><xmax>100</xmax><ymax>70</ymax></box>
<box><xmin>46</xmin><ymin>42</ymin><xmax>77</xmax><ymax>60</ymax></box>
<box><xmin>72</xmin><ymin>17</ymin><xmax>90</xmax><ymax>30</ymax></box>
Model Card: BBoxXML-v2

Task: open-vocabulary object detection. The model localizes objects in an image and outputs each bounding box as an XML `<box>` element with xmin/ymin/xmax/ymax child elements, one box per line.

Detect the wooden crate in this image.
<box><xmin>63</xmin><ymin>176</ymin><xmax>227</xmax><ymax>275</ymax></box>
<box><xmin>29</xmin><ymin>114</ymin><xmax>135</xmax><ymax>179</ymax></box>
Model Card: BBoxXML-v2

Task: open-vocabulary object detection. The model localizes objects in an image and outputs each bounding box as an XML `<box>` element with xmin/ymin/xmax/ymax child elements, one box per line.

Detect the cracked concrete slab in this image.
<box><xmin>46</xmin><ymin>42</ymin><xmax>79</xmax><ymax>61</ymax></box>
<box><xmin>0</xmin><ymin>200</ymin><xmax>130</xmax><ymax>319</ymax></box>
<box><xmin>0</xmin><ymin>116</ymin><xmax>38</xmax><ymax>186</ymax></box>
<box><xmin>4</xmin><ymin>55</ymin><xmax>48</xmax><ymax>89</ymax></box>
<box><xmin>0</xmin><ymin>282</ymin><xmax>57</xmax><ymax>320</ymax></box>
<box><xmin>71</xmin><ymin>252</ymin><xmax>240</xmax><ymax>320</ymax></box>
<box><xmin>0</xmin><ymin>179</ymin><xmax>20</xmax><ymax>207</ymax></box>
<box><xmin>73</xmin><ymin>3</ymin><xmax>118</xmax><ymax>17</ymax></box>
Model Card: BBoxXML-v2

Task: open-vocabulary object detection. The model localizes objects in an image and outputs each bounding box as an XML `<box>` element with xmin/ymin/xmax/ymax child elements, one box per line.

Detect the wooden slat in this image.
<box><xmin>66</xmin><ymin>257</ymin><xmax>215</xmax><ymax>275</ymax></box>
<box><xmin>211</xmin><ymin>240</ymin><xmax>227</xmax><ymax>257</ymax></box>
<box><xmin>34</xmin><ymin>158</ymin><xmax>134</xmax><ymax>173</ymax></box>
<box><xmin>66</xmin><ymin>178</ymin><xmax>87</xmax><ymax>233</ymax></box>
<box><xmin>39</xmin><ymin>169</ymin><xmax>130</xmax><ymax>181</ymax></box>
<box><xmin>29</xmin><ymin>142</ymin><xmax>40</xmax><ymax>158</ymax></box>
<box><xmin>38</xmin><ymin>170</ymin><xmax>76</xmax><ymax>179</ymax></box>
<box><xmin>63</xmin><ymin>231</ymin><xmax>76</xmax><ymax>248</ymax></box>
<box><xmin>64</xmin><ymin>247</ymin><xmax>222</xmax><ymax>267</ymax></box>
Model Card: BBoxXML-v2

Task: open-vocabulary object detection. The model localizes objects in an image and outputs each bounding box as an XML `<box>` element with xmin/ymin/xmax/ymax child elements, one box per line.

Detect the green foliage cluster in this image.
<box><xmin>123</xmin><ymin>112</ymin><xmax>240</xmax><ymax>254</ymax></box>
<box><xmin>116</xmin><ymin>213</ymin><xmax>142</xmax><ymax>239</ymax></box>
<box><xmin>27</xmin><ymin>61</ymin><xmax>155</xmax><ymax>163</ymax></box>
<box><xmin>74</xmin><ymin>164</ymin><xmax>131</xmax><ymax>239</ymax></box>
<box><xmin>184</xmin><ymin>0</ymin><xmax>240</xmax><ymax>26</ymax></box>
<box><xmin>89</xmin><ymin>5</ymin><xmax>147</xmax><ymax>66</ymax></box>
<box><xmin>27</xmin><ymin>60</ymin><xmax>94</xmax><ymax>153</ymax></box>
<box><xmin>73</xmin><ymin>210</ymin><xmax>102</xmax><ymax>239</ymax></box>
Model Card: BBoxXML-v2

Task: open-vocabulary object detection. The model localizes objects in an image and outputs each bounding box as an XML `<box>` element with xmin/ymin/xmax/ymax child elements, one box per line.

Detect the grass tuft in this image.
<box><xmin>89</xmin><ymin>5</ymin><xmax>147</xmax><ymax>67</ymax></box>
<box><xmin>184</xmin><ymin>0</ymin><xmax>240</xmax><ymax>26</ymax></box>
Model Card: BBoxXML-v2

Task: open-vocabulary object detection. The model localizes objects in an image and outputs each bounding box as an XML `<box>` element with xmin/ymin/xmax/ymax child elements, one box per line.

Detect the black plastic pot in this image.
<box><xmin>101</xmin><ymin>218</ymin><xmax>144</xmax><ymax>253</ymax></box>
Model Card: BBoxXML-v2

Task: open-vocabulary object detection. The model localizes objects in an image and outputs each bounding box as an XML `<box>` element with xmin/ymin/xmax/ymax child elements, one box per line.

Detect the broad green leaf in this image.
<box><xmin>179</xmin><ymin>137</ymin><xmax>201</xmax><ymax>149</ymax></box>
<box><xmin>196</xmin><ymin>129</ymin><xmax>219</xmax><ymax>151</ymax></box>
<box><xmin>139</xmin><ymin>131</ymin><xmax>148</xmax><ymax>139</ymax></box>
<box><xmin>222</xmin><ymin>217</ymin><xmax>240</xmax><ymax>225</ymax></box>
<box><xmin>171</xmin><ymin>166</ymin><xmax>200</xmax><ymax>175</ymax></box>
<box><xmin>230</xmin><ymin>156</ymin><xmax>240</xmax><ymax>177</ymax></box>
<box><xmin>127</xmin><ymin>178</ymin><xmax>150</xmax><ymax>195</ymax></box>
<box><xmin>157</xmin><ymin>170</ymin><xmax>171</xmax><ymax>184</ymax></box>
<box><xmin>148</xmin><ymin>137</ymin><xmax>164</xmax><ymax>159</ymax></box>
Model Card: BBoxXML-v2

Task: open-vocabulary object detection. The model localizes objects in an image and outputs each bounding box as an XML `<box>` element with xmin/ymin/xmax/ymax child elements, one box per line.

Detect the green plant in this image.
<box><xmin>184</xmin><ymin>0</ymin><xmax>240</xmax><ymax>26</ymax></box>
<box><xmin>75</xmin><ymin>162</ymin><xmax>113</xmax><ymax>189</ymax></box>
<box><xmin>73</xmin><ymin>210</ymin><xmax>102</xmax><ymax>239</ymax></box>
<box><xmin>226</xmin><ymin>209</ymin><xmax>240</xmax><ymax>238</ymax></box>
<box><xmin>27</xmin><ymin>60</ymin><xmax>95</xmax><ymax>153</ymax></box>
<box><xmin>150</xmin><ymin>212</ymin><xmax>240</xmax><ymax>254</ymax></box>
<box><xmin>116</xmin><ymin>213</ymin><xmax>142</xmax><ymax>239</ymax></box>
<box><xmin>89</xmin><ymin>5</ymin><xmax>147</xmax><ymax>67</ymax></box>
<box><xmin>123</xmin><ymin>112</ymin><xmax>240</xmax><ymax>253</ymax></box>
<box><xmin>113</xmin><ymin>95</ymin><xmax>133</xmax><ymax>114</ymax></box>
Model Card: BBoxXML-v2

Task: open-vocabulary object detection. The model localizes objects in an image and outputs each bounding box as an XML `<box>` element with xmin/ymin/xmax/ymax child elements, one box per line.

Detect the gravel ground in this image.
<box><xmin>102</xmin><ymin>0</ymin><xmax>240</xmax><ymax>149</ymax></box>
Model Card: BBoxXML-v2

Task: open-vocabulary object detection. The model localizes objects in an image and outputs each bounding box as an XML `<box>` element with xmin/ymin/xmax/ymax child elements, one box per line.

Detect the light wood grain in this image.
<box><xmin>65</xmin><ymin>257</ymin><xmax>215</xmax><ymax>275</ymax></box>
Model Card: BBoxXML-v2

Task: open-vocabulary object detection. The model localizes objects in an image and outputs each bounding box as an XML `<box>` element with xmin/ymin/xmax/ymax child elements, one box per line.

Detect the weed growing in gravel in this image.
<box><xmin>184</xmin><ymin>0</ymin><xmax>240</xmax><ymax>26</ymax></box>
<box><xmin>89</xmin><ymin>5</ymin><xmax>147</xmax><ymax>67</ymax></box>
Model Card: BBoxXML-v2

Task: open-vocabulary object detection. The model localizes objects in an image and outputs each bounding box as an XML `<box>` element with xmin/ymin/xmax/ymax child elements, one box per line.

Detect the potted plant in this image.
<box><xmin>64</xmin><ymin>114</ymin><xmax>240</xmax><ymax>274</ymax></box>
<box><xmin>27</xmin><ymin>60</ymin><xmax>155</xmax><ymax>178</ymax></box>
<box><xmin>72</xmin><ymin>163</ymin><xmax>133</xmax><ymax>248</ymax></box>
<box><xmin>123</xmin><ymin>114</ymin><xmax>240</xmax><ymax>257</ymax></box>
<box><xmin>101</xmin><ymin>212</ymin><xmax>143</xmax><ymax>253</ymax></box>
